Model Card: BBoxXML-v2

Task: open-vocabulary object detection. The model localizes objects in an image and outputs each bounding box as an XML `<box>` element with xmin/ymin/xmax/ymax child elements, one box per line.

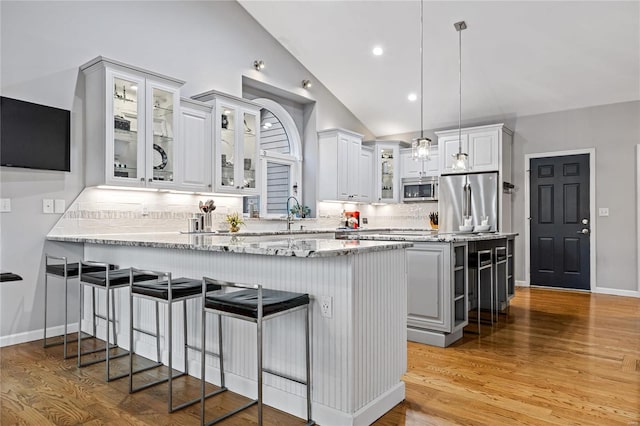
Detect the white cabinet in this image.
<box><xmin>436</xmin><ymin>123</ymin><xmax>513</xmax><ymax>232</ymax></box>
<box><xmin>406</xmin><ymin>242</ymin><xmax>468</xmax><ymax>347</ymax></box>
<box><xmin>363</xmin><ymin>140</ymin><xmax>409</xmax><ymax>203</ymax></box>
<box><xmin>317</xmin><ymin>129</ymin><xmax>363</xmax><ymax>202</ymax></box>
<box><xmin>81</xmin><ymin>57</ymin><xmax>184</xmax><ymax>188</ymax></box>
<box><xmin>436</xmin><ymin>124</ymin><xmax>512</xmax><ymax>175</ymax></box>
<box><xmin>192</xmin><ymin>90</ymin><xmax>261</xmax><ymax>195</ymax></box>
<box><xmin>177</xmin><ymin>98</ymin><xmax>213</xmax><ymax>192</ymax></box>
<box><xmin>359</xmin><ymin>147</ymin><xmax>374</xmax><ymax>203</ymax></box>
<box><xmin>400</xmin><ymin>145</ymin><xmax>440</xmax><ymax>179</ymax></box>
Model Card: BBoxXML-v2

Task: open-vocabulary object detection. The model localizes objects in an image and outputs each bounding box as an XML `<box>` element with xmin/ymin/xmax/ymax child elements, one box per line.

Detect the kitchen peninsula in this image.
<box><xmin>339</xmin><ymin>231</ymin><xmax>517</xmax><ymax>347</ymax></box>
<box><xmin>46</xmin><ymin>231</ymin><xmax>411</xmax><ymax>426</ymax></box>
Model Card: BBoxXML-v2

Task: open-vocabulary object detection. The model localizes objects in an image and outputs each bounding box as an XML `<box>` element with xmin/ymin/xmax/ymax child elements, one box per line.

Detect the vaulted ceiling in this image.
<box><xmin>239</xmin><ymin>1</ymin><xmax>640</xmax><ymax>137</ymax></box>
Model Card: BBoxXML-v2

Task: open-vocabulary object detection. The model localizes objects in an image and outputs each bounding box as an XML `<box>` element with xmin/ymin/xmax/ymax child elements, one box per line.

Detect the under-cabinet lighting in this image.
<box><xmin>97</xmin><ymin>185</ymin><xmax>158</xmax><ymax>192</ymax></box>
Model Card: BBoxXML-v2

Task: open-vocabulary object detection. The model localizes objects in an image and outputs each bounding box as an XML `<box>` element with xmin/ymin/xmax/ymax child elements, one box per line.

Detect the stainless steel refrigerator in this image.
<box><xmin>438</xmin><ymin>172</ymin><xmax>499</xmax><ymax>233</ymax></box>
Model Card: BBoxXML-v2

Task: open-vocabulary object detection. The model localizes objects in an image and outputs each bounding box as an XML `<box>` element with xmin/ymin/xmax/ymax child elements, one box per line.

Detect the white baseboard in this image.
<box><xmin>515</xmin><ymin>280</ymin><xmax>528</xmax><ymax>287</ymax></box>
<box><xmin>594</xmin><ymin>287</ymin><xmax>640</xmax><ymax>298</ymax></box>
<box><xmin>0</xmin><ymin>323</ymin><xmax>78</xmax><ymax>348</ymax></box>
<box><xmin>195</xmin><ymin>360</ymin><xmax>404</xmax><ymax>426</ymax></box>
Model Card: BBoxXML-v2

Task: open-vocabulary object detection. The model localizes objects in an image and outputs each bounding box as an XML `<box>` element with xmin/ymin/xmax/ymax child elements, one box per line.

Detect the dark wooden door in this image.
<box><xmin>530</xmin><ymin>154</ymin><xmax>590</xmax><ymax>290</ymax></box>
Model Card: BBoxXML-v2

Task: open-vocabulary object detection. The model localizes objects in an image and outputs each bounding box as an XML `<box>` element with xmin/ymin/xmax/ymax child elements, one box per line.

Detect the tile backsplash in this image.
<box><xmin>48</xmin><ymin>187</ymin><xmax>439</xmax><ymax>236</ymax></box>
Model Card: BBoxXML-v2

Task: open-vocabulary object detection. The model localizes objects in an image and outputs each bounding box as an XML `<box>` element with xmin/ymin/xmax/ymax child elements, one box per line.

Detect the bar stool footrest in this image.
<box><xmin>205</xmin><ymin>399</ymin><xmax>258</xmax><ymax>426</ymax></box>
<box><xmin>79</xmin><ymin>349</ymin><xmax>129</xmax><ymax>367</ymax></box>
<box><xmin>130</xmin><ymin>369</ymin><xmax>184</xmax><ymax>393</ymax></box>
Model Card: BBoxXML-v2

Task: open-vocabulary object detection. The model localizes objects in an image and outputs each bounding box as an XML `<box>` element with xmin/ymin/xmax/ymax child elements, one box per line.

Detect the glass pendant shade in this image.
<box><xmin>452</xmin><ymin>151</ymin><xmax>468</xmax><ymax>170</ymax></box>
<box><xmin>412</xmin><ymin>137</ymin><xmax>431</xmax><ymax>161</ymax></box>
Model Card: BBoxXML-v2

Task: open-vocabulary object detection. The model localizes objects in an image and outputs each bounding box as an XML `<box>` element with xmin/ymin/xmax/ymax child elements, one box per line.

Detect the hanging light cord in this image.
<box><xmin>420</xmin><ymin>0</ymin><xmax>424</xmax><ymax>140</ymax></box>
<box><xmin>458</xmin><ymin>22</ymin><xmax>462</xmax><ymax>154</ymax></box>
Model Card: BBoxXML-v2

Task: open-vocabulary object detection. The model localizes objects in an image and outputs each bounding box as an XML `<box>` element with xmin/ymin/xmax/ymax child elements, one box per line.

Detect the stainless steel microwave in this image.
<box><xmin>402</xmin><ymin>177</ymin><xmax>438</xmax><ymax>202</ymax></box>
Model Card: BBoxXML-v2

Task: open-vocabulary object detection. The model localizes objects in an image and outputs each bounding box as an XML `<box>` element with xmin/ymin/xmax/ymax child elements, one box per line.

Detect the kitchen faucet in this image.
<box><xmin>286</xmin><ymin>196</ymin><xmax>302</xmax><ymax>231</ymax></box>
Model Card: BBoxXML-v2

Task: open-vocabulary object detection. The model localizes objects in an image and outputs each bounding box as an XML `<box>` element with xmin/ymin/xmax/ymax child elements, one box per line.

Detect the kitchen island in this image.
<box><xmin>339</xmin><ymin>231</ymin><xmax>517</xmax><ymax>347</ymax></box>
<box><xmin>46</xmin><ymin>231</ymin><xmax>411</xmax><ymax>426</ymax></box>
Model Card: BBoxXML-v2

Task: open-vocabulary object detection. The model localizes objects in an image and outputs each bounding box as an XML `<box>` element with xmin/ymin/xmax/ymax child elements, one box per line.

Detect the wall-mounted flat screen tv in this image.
<box><xmin>0</xmin><ymin>96</ymin><xmax>71</xmax><ymax>172</ymax></box>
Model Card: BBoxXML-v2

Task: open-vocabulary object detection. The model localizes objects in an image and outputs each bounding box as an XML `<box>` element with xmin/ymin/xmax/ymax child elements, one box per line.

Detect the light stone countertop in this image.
<box><xmin>341</xmin><ymin>231</ymin><xmax>518</xmax><ymax>243</ymax></box>
<box><xmin>46</xmin><ymin>232</ymin><xmax>412</xmax><ymax>258</ymax></box>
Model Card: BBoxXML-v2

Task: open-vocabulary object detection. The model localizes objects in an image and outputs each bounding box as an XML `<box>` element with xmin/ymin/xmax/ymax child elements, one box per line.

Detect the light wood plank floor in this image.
<box><xmin>1</xmin><ymin>287</ymin><xmax>639</xmax><ymax>425</ymax></box>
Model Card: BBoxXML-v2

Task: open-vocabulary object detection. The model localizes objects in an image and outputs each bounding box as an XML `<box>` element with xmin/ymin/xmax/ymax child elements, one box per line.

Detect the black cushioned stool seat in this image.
<box><xmin>201</xmin><ymin>278</ymin><xmax>314</xmax><ymax>426</ymax></box>
<box><xmin>0</xmin><ymin>272</ymin><xmax>22</xmax><ymax>282</ymax></box>
<box><xmin>47</xmin><ymin>263</ymin><xmax>115</xmax><ymax>277</ymax></box>
<box><xmin>81</xmin><ymin>268</ymin><xmax>156</xmax><ymax>287</ymax></box>
<box><xmin>133</xmin><ymin>278</ymin><xmax>220</xmax><ymax>300</ymax></box>
<box><xmin>128</xmin><ymin>269</ymin><xmax>222</xmax><ymax>413</ymax></box>
<box><xmin>205</xmin><ymin>289</ymin><xmax>310</xmax><ymax>318</ymax></box>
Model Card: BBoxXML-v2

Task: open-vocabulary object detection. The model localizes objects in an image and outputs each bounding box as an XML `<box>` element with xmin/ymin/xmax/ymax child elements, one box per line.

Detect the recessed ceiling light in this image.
<box><xmin>372</xmin><ymin>46</ymin><xmax>384</xmax><ymax>56</ymax></box>
<box><xmin>408</xmin><ymin>93</ymin><xmax>417</xmax><ymax>102</ymax></box>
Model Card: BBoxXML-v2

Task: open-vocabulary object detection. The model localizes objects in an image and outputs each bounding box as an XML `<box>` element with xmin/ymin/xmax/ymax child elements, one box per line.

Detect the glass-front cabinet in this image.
<box><xmin>81</xmin><ymin>57</ymin><xmax>184</xmax><ymax>188</ymax></box>
<box><xmin>363</xmin><ymin>140</ymin><xmax>408</xmax><ymax>203</ymax></box>
<box><xmin>192</xmin><ymin>90</ymin><xmax>261</xmax><ymax>195</ymax></box>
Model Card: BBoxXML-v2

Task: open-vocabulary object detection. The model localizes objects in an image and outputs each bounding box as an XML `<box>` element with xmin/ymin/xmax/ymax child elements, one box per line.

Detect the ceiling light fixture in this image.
<box><xmin>452</xmin><ymin>20</ymin><xmax>469</xmax><ymax>171</ymax></box>
<box><xmin>372</xmin><ymin>46</ymin><xmax>384</xmax><ymax>56</ymax></box>
<box><xmin>253</xmin><ymin>60</ymin><xmax>265</xmax><ymax>71</ymax></box>
<box><xmin>302</xmin><ymin>79</ymin><xmax>312</xmax><ymax>89</ymax></box>
<box><xmin>412</xmin><ymin>0</ymin><xmax>431</xmax><ymax>162</ymax></box>
<box><xmin>408</xmin><ymin>93</ymin><xmax>417</xmax><ymax>102</ymax></box>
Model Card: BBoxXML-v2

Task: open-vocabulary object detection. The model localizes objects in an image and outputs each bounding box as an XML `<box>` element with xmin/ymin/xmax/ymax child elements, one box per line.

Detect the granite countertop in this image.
<box><xmin>46</xmin><ymin>232</ymin><xmax>412</xmax><ymax>258</ymax></box>
<box><xmin>343</xmin><ymin>232</ymin><xmax>518</xmax><ymax>243</ymax></box>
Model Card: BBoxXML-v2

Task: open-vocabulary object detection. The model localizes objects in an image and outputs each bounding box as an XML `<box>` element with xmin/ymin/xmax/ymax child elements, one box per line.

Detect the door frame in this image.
<box><xmin>524</xmin><ymin>148</ymin><xmax>596</xmax><ymax>291</ymax></box>
<box><xmin>637</xmin><ymin>145</ymin><xmax>640</xmax><ymax>294</ymax></box>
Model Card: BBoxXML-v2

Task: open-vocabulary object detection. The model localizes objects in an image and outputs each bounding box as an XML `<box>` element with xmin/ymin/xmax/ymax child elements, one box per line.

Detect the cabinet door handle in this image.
<box><xmin>140</xmin><ymin>178</ymin><xmax>145</xmax><ymax>182</ymax></box>
<box><xmin>148</xmin><ymin>178</ymin><xmax>152</xmax><ymax>182</ymax></box>
<box><xmin>208</xmin><ymin>184</ymin><xmax>212</xmax><ymax>188</ymax></box>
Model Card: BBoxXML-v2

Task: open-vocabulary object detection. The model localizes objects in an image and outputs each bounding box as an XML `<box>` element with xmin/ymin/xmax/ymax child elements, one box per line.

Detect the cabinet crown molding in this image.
<box><xmin>434</xmin><ymin>123</ymin><xmax>513</xmax><ymax>137</ymax></box>
<box><xmin>80</xmin><ymin>56</ymin><xmax>185</xmax><ymax>87</ymax></box>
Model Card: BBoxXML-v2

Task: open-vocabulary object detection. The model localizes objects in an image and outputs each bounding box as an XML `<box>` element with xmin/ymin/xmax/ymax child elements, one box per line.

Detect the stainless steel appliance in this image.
<box><xmin>439</xmin><ymin>172</ymin><xmax>499</xmax><ymax>233</ymax></box>
<box><xmin>402</xmin><ymin>177</ymin><xmax>438</xmax><ymax>202</ymax></box>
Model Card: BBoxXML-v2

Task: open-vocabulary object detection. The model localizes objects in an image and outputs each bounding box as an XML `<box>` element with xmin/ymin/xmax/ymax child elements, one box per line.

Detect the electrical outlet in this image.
<box><xmin>362</xmin><ymin>217</ymin><xmax>368</xmax><ymax>225</ymax></box>
<box><xmin>320</xmin><ymin>296</ymin><xmax>333</xmax><ymax>318</ymax></box>
<box><xmin>54</xmin><ymin>199</ymin><xmax>65</xmax><ymax>214</ymax></box>
<box><xmin>598</xmin><ymin>207</ymin><xmax>609</xmax><ymax>217</ymax></box>
<box><xmin>0</xmin><ymin>198</ymin><xmax>11</xmax><ymax>212</ymax></box>
<box><xmin>43</xmin><ymin>199</ymin><xmax>54</xmax><ymax>214</ymax></box>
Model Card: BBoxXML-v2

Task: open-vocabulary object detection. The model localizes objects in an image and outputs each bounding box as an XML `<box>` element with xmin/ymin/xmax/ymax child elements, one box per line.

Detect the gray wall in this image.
<box><xmin>383</xmin><ymin>100</ymin><xmax>640</xmax><ymax>293</ymax></box>
<box><xmin>0</xmin><ymin>1</ymin><xmax>372</xmax><ymax>341</ymax></box>
<box><xmin>510</xmin><ymin>100</ymin><xmax>639</xmax><ymax>293</ymax></box>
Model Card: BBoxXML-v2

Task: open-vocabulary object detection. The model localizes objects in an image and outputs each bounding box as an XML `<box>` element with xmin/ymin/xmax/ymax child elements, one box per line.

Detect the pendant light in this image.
<box><xmin>412</xmin><ymin>0</ymin><xmax>431</xmax><ymax>162</ymax></box>
<box><xmin>452</xmin><ymin>20</ymin><xmax>469</xmax><ymax>171</ymax></box>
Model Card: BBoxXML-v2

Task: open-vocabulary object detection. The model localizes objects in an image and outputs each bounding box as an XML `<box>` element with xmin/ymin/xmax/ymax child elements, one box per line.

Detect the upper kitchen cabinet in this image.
<box><xmin>400</xmin><ymin>144</ymin><xmax>440</xmax><ymax>179</ymax></box>
<box><xmin>81</xmin><ymin>57</ymin><xmax>184</xmax><ymax>188</ymax></box>
<box><xmin>359</xmin><ymin>146</ymin><xmax>374</xmax><ymax>203</ymax></box>
<box><xmin>363</xmin><ymin>140</ymin><xmax>409</xmax><ymax>203</ymax></box>
<box><xmin>177</xmin><ymin>98</ymin><xmax>213</xmax><ymax>192</ymax></box>
<box><xmin>436</xmin><ymin>124</ymin><xmax>513</xmax><ymax>176</ymax></box>
<box><xmin>192</xmin><ymin>90</ymin><xmax>261</xmax><ymax>195</ymax></box>
<box><xmin>317</xmin><ymin>128</ymin><xmax>363</xmax><ymax>202</ymax></box>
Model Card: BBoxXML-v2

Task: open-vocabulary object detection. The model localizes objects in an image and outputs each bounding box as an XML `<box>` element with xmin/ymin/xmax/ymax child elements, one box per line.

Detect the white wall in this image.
<box><xmin>0</xmin><ymin>1</ymin><xmax>373</xmax><ymax>341</ymax></box>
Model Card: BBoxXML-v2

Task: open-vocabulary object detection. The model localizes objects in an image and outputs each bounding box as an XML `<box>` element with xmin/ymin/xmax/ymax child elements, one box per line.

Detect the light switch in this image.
<box><xmin>0</xmin><ymin>198</ymin><xmax>11</xmax><ymax>212</ymax></box>
<box><xmin>598</xmin><ymin>207</ymin><xmax>609</xmax><ymax>217</ymax></box>
<box><xmin>54</xmin><ymin>199</ymin><xmax>65</xmax><ymax>214</ymax></box>
<box><xmin>43</xmin><ymin>199</ymin><xmax>54</xmax><ymax>214</ymax></box>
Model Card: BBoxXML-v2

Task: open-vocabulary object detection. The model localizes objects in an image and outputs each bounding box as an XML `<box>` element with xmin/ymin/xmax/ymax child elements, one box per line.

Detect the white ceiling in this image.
<box><xmin>239</xmin><ymin>1</ymin><xmax>640</xmax><ymax>138</ymax></box>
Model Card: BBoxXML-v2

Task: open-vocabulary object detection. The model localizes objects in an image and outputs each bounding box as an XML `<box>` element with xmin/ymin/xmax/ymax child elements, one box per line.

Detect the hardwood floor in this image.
<box><xmin>1</xmin><ymin>287</ymin><xmax>639</xmax><ymax>425</ymax></box>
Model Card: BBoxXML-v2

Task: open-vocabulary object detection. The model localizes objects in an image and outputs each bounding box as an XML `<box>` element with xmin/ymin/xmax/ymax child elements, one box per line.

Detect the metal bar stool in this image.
<box><xmin>44</xmin><ymin>255</ymin><xmax>115</xmax><ymax>359</ymax></box>
<box><xmin>200</xmin><ymin>277</ymin><xmax>314</xmax><ymax>426</ymax></box>
<box><xmin>78</xmin><ymin>261</ymin><xmax>156</xmax><ymax>381</ymax></box>
<box><xmin>494</xmin><ymin>245</ymin><xmax>508</xmax><ymax>319</ymax></box>
<box><xmin>471</xmin><ymin>249</ymin><xmax>494</xmax><ymax>332</ymax></box>
<box><xmin>128</xmin><ymin>267</ymin><xmax>222</xmax><ymax>413</ymax></box>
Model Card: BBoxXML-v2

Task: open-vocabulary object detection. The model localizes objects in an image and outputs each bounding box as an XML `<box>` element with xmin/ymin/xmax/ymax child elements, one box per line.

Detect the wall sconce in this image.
<box><xmin>302</xmin><ymin>79</ymin><xmax>312</xmax><ymax>89</ymax></box>
<box><xmin>253</xmin><ymin>60</ymin><xmax>265</xmax><ymax>71</ymax></box>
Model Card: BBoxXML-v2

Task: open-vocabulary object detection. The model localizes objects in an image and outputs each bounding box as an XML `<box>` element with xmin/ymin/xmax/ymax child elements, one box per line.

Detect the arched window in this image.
<box><xmin>252</xmin><ymin>98</ymin><xmax>303</xmax><ymax>217</ymax></box>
